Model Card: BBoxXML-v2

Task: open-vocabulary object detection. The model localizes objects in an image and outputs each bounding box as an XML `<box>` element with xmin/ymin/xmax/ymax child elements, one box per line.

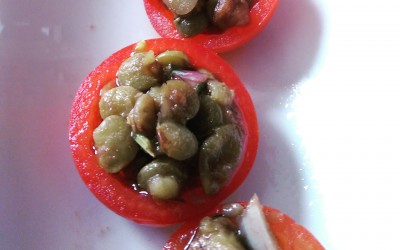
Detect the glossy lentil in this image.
<box><xmin>137</xmin><ymin>157</ymin><xmax>187</xmax><ymax>199</ymax></box>
<box><xmin>117</xmin><ymin>51</ymin><xmax>159</xmax><ymax>91</ymax></box>
<box><xmin>99</xmin><ymin>85</ymin><xmax>141</xmax><ymax>119</ymax></box>
<box><xmin>93</xmin><ymin>115</ymin><xmax>139</xmax><ymax>173</ymax></box>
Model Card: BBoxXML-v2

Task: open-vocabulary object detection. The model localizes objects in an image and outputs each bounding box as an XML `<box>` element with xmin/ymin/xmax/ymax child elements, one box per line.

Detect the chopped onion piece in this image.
<box><xmin>172</xmin><ymin>70</ymin><xmax>209</xmax><ymax>87</ymax></box>
<box><xmin>239</xmin><ymin>194</ymin><xmax>279</xmax><ymax>250</ymax></box>
<box><xmin>133</xmin><ymin>133</ymin><xmax>156</xmax><ymax>157</ymax></box>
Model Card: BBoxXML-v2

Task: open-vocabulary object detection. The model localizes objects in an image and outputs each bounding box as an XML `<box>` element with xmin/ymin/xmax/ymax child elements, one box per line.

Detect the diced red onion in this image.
<box><xmin>172</xmin><ymin>70</ymin><xmax>209</xmax><ymax>87</ymax></box>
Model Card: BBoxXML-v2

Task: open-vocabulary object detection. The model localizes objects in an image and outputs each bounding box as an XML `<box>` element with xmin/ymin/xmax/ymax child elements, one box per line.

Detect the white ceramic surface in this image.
<box><xmin>1</xmin><ymin>0</ymin><xmax>400</xmax><ymax>249</ymax></box>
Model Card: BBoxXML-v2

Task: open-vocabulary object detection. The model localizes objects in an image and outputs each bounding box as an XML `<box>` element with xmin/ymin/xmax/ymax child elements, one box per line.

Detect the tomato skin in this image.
<box><xmin>69</xmin><ymin>38</ymin><xmax>259</xmax><ymax>226</ymax></box>
<box><xmin>143</xmin><ymin>0</ymin><xmax>279</xmax><ymax>53</ymax></box>
<box><xmin>164</xmin><ymin>202</ymin><xmax>325</xmax><ymax>249</ymax></box>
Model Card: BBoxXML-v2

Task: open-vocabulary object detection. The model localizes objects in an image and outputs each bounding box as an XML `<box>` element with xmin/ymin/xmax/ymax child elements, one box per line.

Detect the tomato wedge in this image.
<box><xmin>69</xmin><ymin>38</ymin><xmax>258</xmax><ymax>226</ymax></box>
<box><xmin>164</xmin><ymin>202</ymin><xmax>325</xmax><ymax>249</ymax></box>
<box><xmin>143</xmin><ymin>0</ymin><xmax>279</xmax><ymax>53</ymax></box>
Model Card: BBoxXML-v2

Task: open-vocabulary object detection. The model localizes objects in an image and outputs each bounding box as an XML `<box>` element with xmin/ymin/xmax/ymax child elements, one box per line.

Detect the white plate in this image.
<box><xmin>1</xmin><ymin>0</ymin><xmax>400</xmax><ymax>249</ymax></box>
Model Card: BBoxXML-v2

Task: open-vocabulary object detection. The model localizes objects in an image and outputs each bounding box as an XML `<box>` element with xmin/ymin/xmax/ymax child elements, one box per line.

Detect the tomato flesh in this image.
<box><xmin>143</xmin><ymin>0</ymin><xmax>279</xmax><ymax>53</ymax></box>
<box><xmin>69</xmin><ymin>38</ymin><xmax>259</xmax><ymax>226</ymax></box>
<box><xmin>164</xmin><ymin>202</ymin><xmax>325</xmax><ymax>249</ymax></box>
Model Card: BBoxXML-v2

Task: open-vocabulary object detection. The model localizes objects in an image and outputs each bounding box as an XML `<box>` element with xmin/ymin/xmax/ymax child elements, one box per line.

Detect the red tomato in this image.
<box><xmin>143</xmin><ymin>0</ymin><xmax>279</xmax><ymax>53</ymax></box>
<box><xmin>69</xmin><ymin>38</ymin><xmax>259</xmax><ymax>226</ymax></box>
<box><xmin>164</xmin><ymin>202</ymin><xmax>325</xmax><ymax>249</ymax></box>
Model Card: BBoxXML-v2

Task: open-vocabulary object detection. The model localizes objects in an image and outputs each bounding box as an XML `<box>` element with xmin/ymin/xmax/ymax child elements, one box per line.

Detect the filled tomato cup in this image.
<box><xmin>69</xmin><ymin>38</ymin><xmax>259</xmax><ymax>226</ymax></box>
<box><xmin>144</xmin><ymin>0</ymin><xmax>279</xmax><ymax>53</ymax></box>
<box><xmin>165</xmin><ymin>195</ymin><xmax>325</xmax><ymax>249</ymax></box>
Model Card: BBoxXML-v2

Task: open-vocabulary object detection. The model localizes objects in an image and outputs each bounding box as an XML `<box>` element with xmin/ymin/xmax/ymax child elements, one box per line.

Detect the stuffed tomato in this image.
<box><xmin>165</xmin><ymin>195</ymin><xmax>325</xmax><ymax>249</ymax></box>
<box><xmin>144</xmin><ymin>0</ymin><xmax>279</xmax><ymax>53</ymax></box>
<box><xmin>69</xmin><ymin>38</ymin><xmax>258</xmax><ymax>226</ymax></box>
